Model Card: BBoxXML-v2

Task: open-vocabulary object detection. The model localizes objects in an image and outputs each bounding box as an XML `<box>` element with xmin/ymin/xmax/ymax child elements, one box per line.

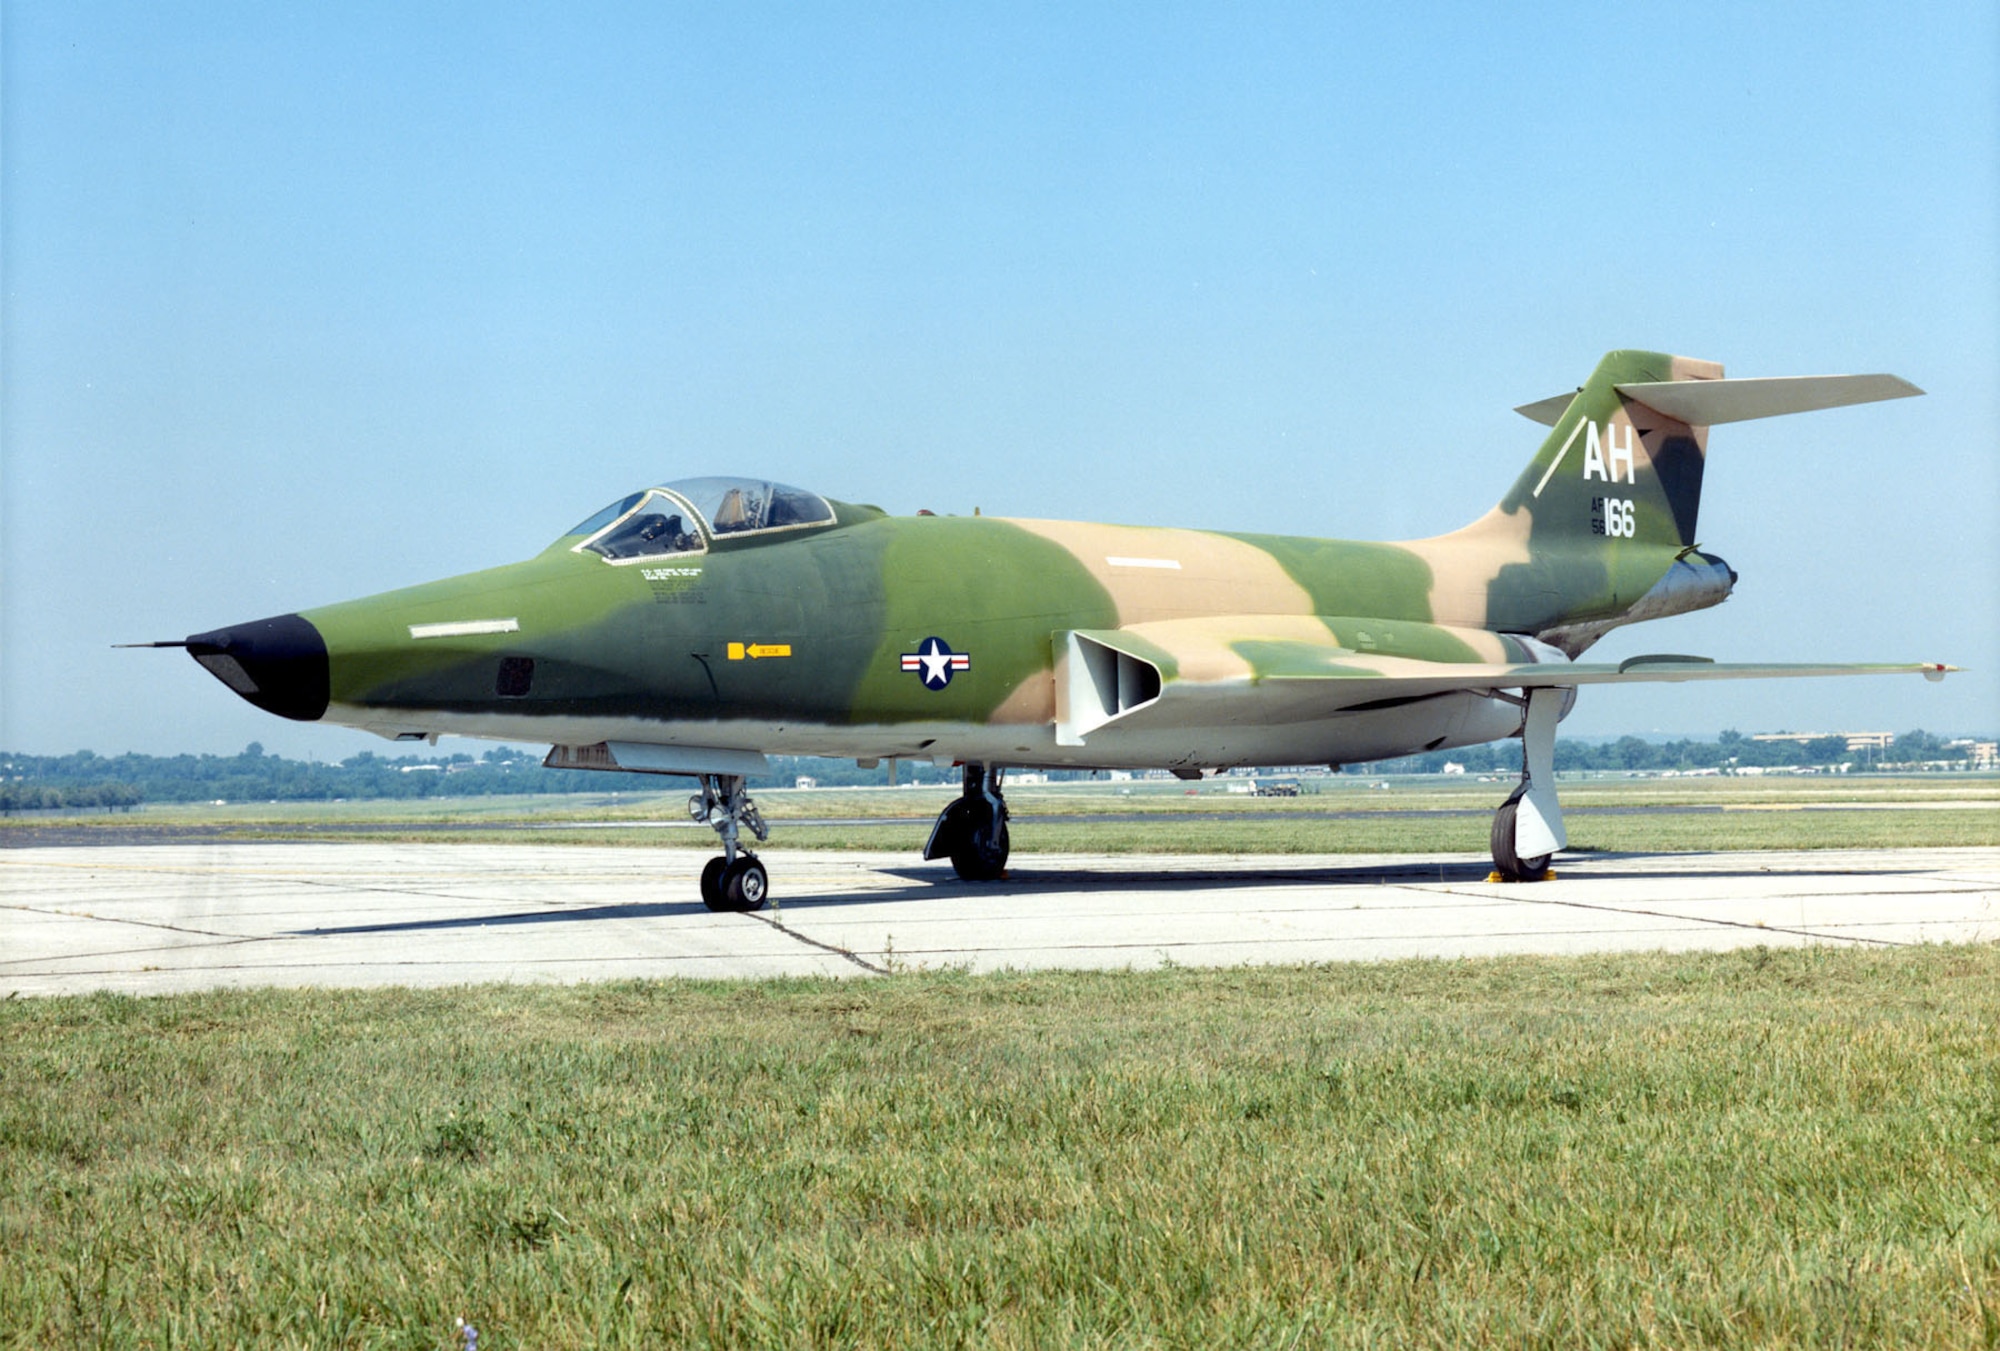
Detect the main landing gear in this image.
<box><xmin>1490</xmin><ymin>686</ymin><xmax>1569</xmax><ymax>882</ymax></box>
<box><xmin>690</xmin><ymin>773</ymin><xmax>769</xmax><ymax>911</ymax></box>
<box><xmin>924</xmin><ymin>763</ymin><xmax>1010</xmax><ymax>881</ymax></box>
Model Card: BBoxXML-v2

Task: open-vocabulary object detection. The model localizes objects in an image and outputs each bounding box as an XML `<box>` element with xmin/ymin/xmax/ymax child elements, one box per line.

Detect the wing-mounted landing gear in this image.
<box><xmin>924</xmin><ymin>762</ymin><xmax>1010</xmax><ymax>881</ymax></box>
<box><xmin>1491</xmin><ymin>686</ymin><xmax>1569</xmax><ymax>882</ymax></box>
<box><xmin>690</xmin><ymin>773</ymin><xmax>769</xmax><ymax>911</ymax></box>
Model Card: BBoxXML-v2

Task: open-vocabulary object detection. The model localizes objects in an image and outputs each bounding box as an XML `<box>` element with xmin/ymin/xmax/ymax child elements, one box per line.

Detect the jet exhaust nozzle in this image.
<box><xmin>185</xmin><ymin>613</ymin><xmax>330</xmax><ymax>721</ymax></box>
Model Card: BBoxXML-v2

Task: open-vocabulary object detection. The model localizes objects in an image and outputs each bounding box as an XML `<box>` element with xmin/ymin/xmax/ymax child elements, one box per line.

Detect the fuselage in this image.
<box><xmin>188</xmin><ymin>482</ymin><xmax>1730</xmax><ymax>773</ymax></box>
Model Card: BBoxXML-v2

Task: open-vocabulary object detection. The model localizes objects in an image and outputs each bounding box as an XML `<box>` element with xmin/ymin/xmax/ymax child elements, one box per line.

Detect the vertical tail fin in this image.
<box><xmin>1503</xmin><ymin>349</ymin><xmax>1720</xmax><ymax>552</ymax></box>
<box><xmin>1455</xmin><ymin>351</ymin><xmax>1919</xmax><ymax>643</ymax></box>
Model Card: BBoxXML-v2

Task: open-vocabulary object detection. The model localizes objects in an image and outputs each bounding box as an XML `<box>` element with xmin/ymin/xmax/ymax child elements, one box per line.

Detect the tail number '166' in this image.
<box><xmin>1592</xmin><ymin>497</ymin><xmax>1636</xmax><ymax>538</ymax></box>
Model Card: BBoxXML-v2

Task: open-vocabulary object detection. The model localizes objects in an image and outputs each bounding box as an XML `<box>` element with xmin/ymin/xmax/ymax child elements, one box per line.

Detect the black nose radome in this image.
<box><xmin>186</xmin><ymin>613</ymin><xmax>330</xmax><ymax>721</ymax></box>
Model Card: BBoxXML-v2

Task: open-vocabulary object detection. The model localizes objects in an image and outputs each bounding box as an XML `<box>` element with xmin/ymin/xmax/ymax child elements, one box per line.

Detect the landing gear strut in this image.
<box><xmin>690</xmin><ymin>773</ymin><xmax>769</xmax><ymax>910</ymax></box>
<box><xmin>1491</xmin><ymin>686</ymin><xmax>1568</xmax><ymax>882</ymax></box>
<box><xmin>924</xmin><ymin>763</ymin><xmax>1010</xmax><ymax>881</ymax></box>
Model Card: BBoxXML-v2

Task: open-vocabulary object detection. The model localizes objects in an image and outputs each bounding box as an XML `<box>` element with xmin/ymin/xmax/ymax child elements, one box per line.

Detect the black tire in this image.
<box><xmin>950</xmin><ymin>813</ymin><xmax>1010</xmax><ymax>882</ymax></box>
<box><xmin>1490</xmin><ymin>795</ymin><xmax>1552</xmax><ymax>882</ymax></box>
<box><xmin>700</xmin><ymin>856</ymin><xmax>729</xmax><ymax>911</ymax></box>
<box><xmin>723</xmin><ymin>854</ymin><xmax>769</xmax><ymax>911</ymax></box>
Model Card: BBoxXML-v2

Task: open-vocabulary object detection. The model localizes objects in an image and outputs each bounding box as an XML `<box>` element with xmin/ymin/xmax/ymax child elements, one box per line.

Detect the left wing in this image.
<box><xmin>1055</xmin><ymin>616</ymin><xmax>1953</xmax><ymax>744</ymax></box>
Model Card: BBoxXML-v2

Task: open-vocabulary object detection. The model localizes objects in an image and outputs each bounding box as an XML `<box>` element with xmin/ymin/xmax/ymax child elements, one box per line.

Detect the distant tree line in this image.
<box><xmin>0</xmin><ymin>781</ymin><xmax>144</xmax><ymax>813</ymax></box>
<box><xmin>1349</xmin><ymin>729</ymin><xmax>1981</xmax><ymax>776</ymax></box>
<box><xmin>0</xmin><ymin>729</ymin><xmax>1985</xmax><ymax>813</ymax></box>
<box><xmin>0</xmin><ymin>742</ymin><xmax>955</xmax><ymax>811</ymax></box>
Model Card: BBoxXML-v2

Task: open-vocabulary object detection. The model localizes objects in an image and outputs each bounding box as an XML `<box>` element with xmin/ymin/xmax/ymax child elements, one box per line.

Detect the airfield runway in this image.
<box><xmin>3</xmin><ymin>843</ymin><xmax>1996</xmax><ymax>996</ymax></box>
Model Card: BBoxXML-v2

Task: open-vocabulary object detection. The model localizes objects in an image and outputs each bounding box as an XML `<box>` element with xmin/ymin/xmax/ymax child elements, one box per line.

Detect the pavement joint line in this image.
<box><xmin>7</xmin><ymin>951</ymin><xmax>857</xmax><ymax>980</ymax></box>
<box><xmin>0</xmin><ymin>902</ymin><xmax>253</xmax><ymax>942</ymax></box>
<box><xmin>0</xmin><ymin>935</ymin><xmax>291</xmax><ymax>970</ymax></box>
<box><xmin>1471</xmin><ymin>884</ymin><xmax>1916</xmax><ymax>947</ymax></box>
<box><xmin>742</xmin><ymin>909</ymin><xmax>889</xmax><ymax>974</ymax></box>
<box><xmin>813</xmin><ymin>921</ymin><xmax>1893</xmax><ymax>959</ymax></box>
<box><xmin>5</xmin><ymin>859</ymin><xmax>575</xmax><ymax>908</ymax></box>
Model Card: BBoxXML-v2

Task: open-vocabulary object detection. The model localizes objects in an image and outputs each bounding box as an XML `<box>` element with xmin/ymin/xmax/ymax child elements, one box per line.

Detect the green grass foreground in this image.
<box><xmin>4</xmin><ymin>948</ymin><xmax>1998</xmax><ymax>1347</ymax></box>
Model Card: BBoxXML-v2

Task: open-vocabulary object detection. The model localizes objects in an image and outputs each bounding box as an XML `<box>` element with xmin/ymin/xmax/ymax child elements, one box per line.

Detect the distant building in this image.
<box><xmin>1947</xmin><ymin>739</ymin><xmax>1998</xmax><ymax>770</ymax></box>
<box><xmin>1750</xmin><ymin>731</ymin><xmax>1894</xmax><ymax>753</ymax></box>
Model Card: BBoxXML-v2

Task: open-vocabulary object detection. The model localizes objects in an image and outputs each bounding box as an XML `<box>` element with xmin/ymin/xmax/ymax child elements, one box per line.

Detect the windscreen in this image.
<box><xmin>578</xmin><ymin>491</ymin><xmax>704</xmax><ymax>560</ymax></box>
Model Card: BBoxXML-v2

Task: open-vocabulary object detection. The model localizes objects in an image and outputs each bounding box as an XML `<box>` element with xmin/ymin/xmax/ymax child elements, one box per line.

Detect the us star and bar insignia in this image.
<box><xmin>901</xmin><ymin>636</ymin><xmax>970</xmax><ymax>690</ymax></box>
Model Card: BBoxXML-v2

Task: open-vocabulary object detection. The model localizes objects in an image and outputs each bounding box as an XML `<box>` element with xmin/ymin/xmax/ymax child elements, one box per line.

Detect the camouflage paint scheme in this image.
<box><xmin>185</xmin><ymin>349</ymin><xmax>1945</xmax><ymax>785</ymax></box>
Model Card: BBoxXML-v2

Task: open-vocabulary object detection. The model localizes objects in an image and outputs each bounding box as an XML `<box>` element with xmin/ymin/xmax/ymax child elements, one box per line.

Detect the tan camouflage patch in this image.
<box><xmin>1113</xmin><ymin>614</ymin><xmax>1345</xmax><ymax>682</ymax></box>
<box><xmin>989</xmin><ymin>667</ymin><xmax>1057</xmax><ymax>724</ymax></box>
<box><xmin>1004</xmin><ymin>519</ymin><xmax>1315</xmax><ymax>625</ymax></box>
<box><xmin>1397</xmin><ymin>507</ymin><xmax>1535</xmax><ymax>629</ymax></box>
<box><xmin>1668</xmin><ymin>355</ymin><xmax>1724</xmax><ymax>382</ymax></box>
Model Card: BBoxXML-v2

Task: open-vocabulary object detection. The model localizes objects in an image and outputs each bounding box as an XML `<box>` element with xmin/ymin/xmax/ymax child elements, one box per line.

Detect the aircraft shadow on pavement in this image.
<box><xmin>802</xmin><ymin>853</ymin><xmax>1939</xmax><ymax>907</ymax></box>
<box><xmin>288</xmin><ymin>853</ymin><xmax>1943</xmax><ymax>937</ymax></box>
<box><xmin>297</xmin><ymin>900</ymin><xmax>711</xmax><ymax>937</ymax></box>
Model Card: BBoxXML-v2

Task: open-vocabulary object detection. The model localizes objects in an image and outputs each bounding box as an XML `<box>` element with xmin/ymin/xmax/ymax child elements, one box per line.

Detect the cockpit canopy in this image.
<box><xmin>565</xmin><ymin>477</ymin><xmax>835</xmax><ymax>561</ymax></box>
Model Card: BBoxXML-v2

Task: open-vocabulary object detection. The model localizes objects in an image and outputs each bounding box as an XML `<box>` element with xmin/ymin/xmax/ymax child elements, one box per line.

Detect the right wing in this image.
<box><xmin>1055</xmin><ymin>615</ymin><xmax>1953</xmax><ymax>744</ymax></box>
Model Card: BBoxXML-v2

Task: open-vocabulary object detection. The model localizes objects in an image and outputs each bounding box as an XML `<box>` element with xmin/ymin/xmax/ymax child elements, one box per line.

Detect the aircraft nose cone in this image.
<box><xmin>185</xmin><ymin>613</ymin><xmax>330</xmax><ymax>721</ymax></box>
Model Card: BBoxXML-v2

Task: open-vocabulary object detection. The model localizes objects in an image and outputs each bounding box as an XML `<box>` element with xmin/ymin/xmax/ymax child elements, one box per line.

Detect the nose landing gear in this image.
<box><xmin>691</xmin><ymin>774</ymin><xmax>770</xmax><ymax>910</ymax></box>
<box><xmin>924</xmin><ymin>762</ymin><xmax>1011</xmax><ymax>881</ymax></box>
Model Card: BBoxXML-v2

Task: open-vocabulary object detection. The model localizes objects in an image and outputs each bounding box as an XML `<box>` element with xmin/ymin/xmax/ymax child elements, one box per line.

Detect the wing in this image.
<box><xmin>1054</xmin><ymin>615</ymin><xmax>1953</xmax><ymax>744</ymax></box>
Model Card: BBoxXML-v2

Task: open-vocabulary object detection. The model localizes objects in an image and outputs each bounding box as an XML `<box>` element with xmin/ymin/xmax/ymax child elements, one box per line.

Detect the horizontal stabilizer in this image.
<box><xmin>1614</xmin><ymin>374</ymin><xmax>1922</xmax><ymax>425</ymax></box>
<box><xmin>1514</xmin><ymin>392</ymin><xmax>1580</xmax><ymax>426</ymax></box>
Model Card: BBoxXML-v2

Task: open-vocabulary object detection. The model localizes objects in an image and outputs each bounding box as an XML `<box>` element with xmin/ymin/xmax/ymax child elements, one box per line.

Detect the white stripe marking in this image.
<box><xmin>1106</xmin><ymin>556</ymin><xmax>1182</xmax><ymax>570</ymax></box>
<box><xmin>1531</xmin><ymin>417</ymin><xmax>1591</xmax><ymax>499</ymax></box>
<box><xmin>408</xmin><ymin>619</ymin><xmax>521</xmax><ymax>640</ymax></box>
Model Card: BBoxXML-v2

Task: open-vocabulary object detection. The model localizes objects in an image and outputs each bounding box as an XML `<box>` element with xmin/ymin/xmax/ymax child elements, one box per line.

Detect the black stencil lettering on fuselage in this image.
<box><xmin>1590</xmin><ymin>497</ymin><xmax>1607</xmax><ymax>536</ymax></box>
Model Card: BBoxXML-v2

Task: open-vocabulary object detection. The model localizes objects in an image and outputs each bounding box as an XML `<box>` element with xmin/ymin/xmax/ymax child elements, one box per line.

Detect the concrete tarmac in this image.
<box><xmin>3</xmin><ymin>844</ymin><xmax>1996</xmax><ymax>996</ymax></box>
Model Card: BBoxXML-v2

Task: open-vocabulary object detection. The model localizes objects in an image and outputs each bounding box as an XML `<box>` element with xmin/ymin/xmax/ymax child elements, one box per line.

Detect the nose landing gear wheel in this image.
<box><xmin>700</xmin><ymin>853</ymin><xmax>769</xmax><ymax>911</ymax></box>
<box><xmin>691</xmin><ymin>772</ymin><xmax>772</xmax><ymax>910</ymax></box>
<box><xmin>725</xmin><ymin>853</ymin><xmax>768</xmax><ymax>910</ymax></box>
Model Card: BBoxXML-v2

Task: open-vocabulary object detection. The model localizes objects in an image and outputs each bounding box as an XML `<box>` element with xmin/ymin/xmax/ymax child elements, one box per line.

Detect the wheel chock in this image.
<box><xmin>1486</xmin><ymin>870</ymin><xmax>1558</xmax><ymax>884</ymax></box>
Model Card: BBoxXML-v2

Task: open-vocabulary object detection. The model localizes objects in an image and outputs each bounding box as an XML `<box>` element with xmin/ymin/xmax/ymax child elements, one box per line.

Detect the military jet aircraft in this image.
<box><xmin>147</xmin><ymin>349</ymin><xmax>1951</xmax><ymax>910</ymax></box>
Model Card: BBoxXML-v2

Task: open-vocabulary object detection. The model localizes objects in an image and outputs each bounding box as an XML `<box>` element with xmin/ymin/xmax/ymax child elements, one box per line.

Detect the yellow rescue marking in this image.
<box><xmin>727</xmin><ymin>643</ymin><xmax>792</xmax><ymax>660</ymax></box>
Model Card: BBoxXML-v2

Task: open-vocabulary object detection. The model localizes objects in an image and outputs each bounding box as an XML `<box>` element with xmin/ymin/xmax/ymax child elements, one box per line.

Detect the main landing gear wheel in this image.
<box><xmin>924</xmin><ymin>762</ymin><xmax>1011</xmax><ymax>881</ymax></box>
<box><xmin>1490</xmin><ymin>791</ymin><xmax>1552</xmax><ymax>882</ymax></box>
<box><xmin>951</xmin><ymin>809</ymin><xmax>1009</xmax><ymax>882</ymax></box>
<box><xmin>1488</xmin><ymin>684</ymin><xmax>1571</xmax><ymax>882</ymax></box>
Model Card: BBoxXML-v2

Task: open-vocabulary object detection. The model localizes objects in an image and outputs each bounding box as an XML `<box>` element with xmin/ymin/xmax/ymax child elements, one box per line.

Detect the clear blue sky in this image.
<box><xmin>4</xmin><ymin>2</ymin><xmax>1995</xmax><ymax>759</ymax></box>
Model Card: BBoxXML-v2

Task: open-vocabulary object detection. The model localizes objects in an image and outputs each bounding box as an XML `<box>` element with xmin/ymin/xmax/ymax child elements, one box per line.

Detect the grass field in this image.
<box><xmin>5</xmin><ymin>773</ymin><xmax>1997</xmax><ymax>855</ymax></box>
<box><xmin>3</xmin><ymin>945</ymin><xmax>1998</xmax><ymax>1348</ymax></box>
